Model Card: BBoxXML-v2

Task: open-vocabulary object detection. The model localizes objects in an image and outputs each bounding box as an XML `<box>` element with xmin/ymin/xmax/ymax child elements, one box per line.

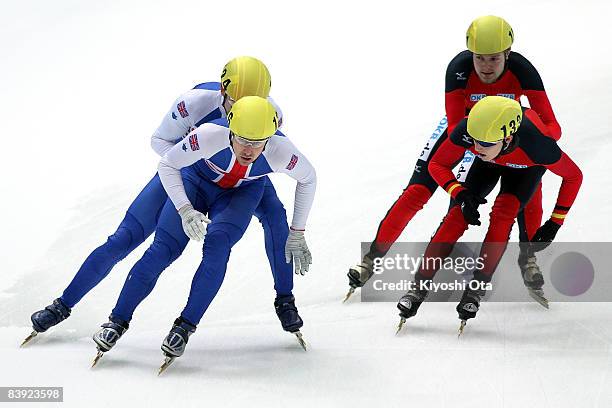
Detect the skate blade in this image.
<box><xmin>342</xmin><ymin>287</ymin><xmax>356</xmax><ymax>303</ymax></box>
<box><xmin>293</xmin><ymin>331</ymin><xmax>307</xmax><ymax>351</ymax></box>
<box><xmin>158</xmin><ymin>356</ymin><xmax>176</xmax><ymax>376</ymax></box>
<box><xmin>528</xmin><ymin>289</ymin><xmax>549</xmax><ymax>309</ymax></box>
<box><xmin>457</xmin><ymin>320</ymin><xmax>467</xmax><ymax>338</ymax></box>
<box><xmin>20</xmin><ymin>331</ymin><xmax>38</xmax><ymax>347</ymax></box>
<box><xmin>396</xmin><ymin>317</ymin><xmax>406</xmax><ymax>335</ymax></box>
<box><xmin>91</xmin><ymin>350</ymin><xmax>104</xmax><ymax>368</ymax></box>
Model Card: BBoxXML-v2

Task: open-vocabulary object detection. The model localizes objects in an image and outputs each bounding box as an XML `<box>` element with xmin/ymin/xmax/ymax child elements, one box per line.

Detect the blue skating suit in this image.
<box><xmin>111</xmin><ymin>118</ymin><xmax>317</xmax><ymax>325</ymax></box>
<box><xmin>59</xmin><ymin>82</ymin><xmax>293</xmax><ymax>309</ymax></box>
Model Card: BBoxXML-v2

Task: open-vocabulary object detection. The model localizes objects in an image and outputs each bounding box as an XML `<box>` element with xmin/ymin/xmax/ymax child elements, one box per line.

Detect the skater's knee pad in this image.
<box><xmin>154</xmin><ymin>228</ymin><xmax>186</xmax><ymax>263</ymax></box>
<box><xmin>105</xmin><ymin>213</ymin><xmax>145</xmax><ymax>257</ymax></box>
<box><xmin>485</xmin><ymin>194</ymin><xmax>520</xmax><ymax>242</ymax></box>
<box><xmin>206</xmin><ymin>222</ymin><xmax>246</xmax><ymax>248</ymax></box>
<box><xmin>374</xmin><ymin>184</ymin><xmax>434</xmax><ymax>252</ymax></box>
<box><xmin>431</xmin><ymin>206</ymin><xmax>469</xmax><ymax>242</ymax></box>
<box><xmin>490</xmin><ymin>194</ymin><xmax>521</xmax><ymax>223</ymax></box>
<box><xmin>200</xmin><ymin>230</ymin><xmax>233</xmax><ymax>275</ymax></box>
<box><xmin>133</xmin><ymin>229</ymin><xmax>185</xmax><ymax>282</ymax></box>
<box><xmin>397</xmin><ymin>184</ymin><xmax>433</xmax><ymax>212</ymax></box>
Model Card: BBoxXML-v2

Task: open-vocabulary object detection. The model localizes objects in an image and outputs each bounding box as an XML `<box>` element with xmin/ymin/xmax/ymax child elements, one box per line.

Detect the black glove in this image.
<box><xmin>455</xmin><ymin>190</ymin><xmax>487</xmax><ymax>226</ymax></box>
<box><xmin>531</xmin><ymin>219</ymin><xmax>561</xmax><ymax>252</ymax></box>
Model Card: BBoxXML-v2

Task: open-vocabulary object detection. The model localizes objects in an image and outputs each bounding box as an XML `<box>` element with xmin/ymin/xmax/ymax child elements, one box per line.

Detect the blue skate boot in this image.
<box><xmin>274</xmin><ymin>295</ymin><xmax>306</xmax><ymax>351</ymax></box>
<box><xmin>22</xmin><ymin>299</ymin><xmax>72</xmax><ymax>346</ymax></box>
<box><xmin>91</xmin><ymin>316</ymin><xmax>129</xmax><ymax>367</ymax></box>
<box><xmin>158</xmin><ymin>317</ymin><xmax>197</xmax><ymax>375</ymax></box>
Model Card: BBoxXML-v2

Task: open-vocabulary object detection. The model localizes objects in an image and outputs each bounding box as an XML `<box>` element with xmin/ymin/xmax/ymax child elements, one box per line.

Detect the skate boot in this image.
<box><xmin>274</xmin><ymin>295</ymin><xmax>307</xmax><ymax>350</ymax></box>
<box><xmin>456</xmin><ymin>283</ymin><xmax>487</xmax><ymax>337</ymax></box>
<box><xmin>158</xmin><ymin>317</ymin><xmax>197</xmax><ymax>375</ymax></box>
<box><xmin>344</xmin><ymin>255</ymin><xmax>375</xmax><ymax>302</ymax></box>
<box><xmin>91</xmin><ymin>316</ymin><xmax>129</xmax><ymax>367</ymax></box>
<box><xmin>396</xmin><ymin>285</ymin><xmax>429</xmax><ymax>334</ymax></box>
<box><xmin>22</xmin><ymin>298</ymin><xmax>72</xmax><ymax>346</ymax></box>
<box><xmin>518</xmin><ymin>252</ymin><xmax>548</xmax><ymax>309</ymax></box>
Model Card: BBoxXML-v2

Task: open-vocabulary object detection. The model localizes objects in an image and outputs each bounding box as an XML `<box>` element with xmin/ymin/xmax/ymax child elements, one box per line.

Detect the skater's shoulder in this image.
<box><xmin>507</xmin><ymin>51</ymin><xmax>537</xmax><ymax>73</ymax></box>
<box><xmin>194</xmin><ymin>118</ymin><xmax>230</xmax><ymax>140</ymax></box>
<box><xmin>506</xmin><ymin>52</ymin><xmax>545</xmax><ymax>90</ymax></box>
<box><xmin>518</xmin><ymin>112</ymin><xmax>561</xmax><ymax>165</ymax></box>
<box><xmin>447</xmin><ymin>50</ymin><xmax>473</xmax><ymax>71</ymax></box>
<box><xmin>176</xmin><ymin>83</ymin><xmax>223</xmax><ymax>112</ymax></box>
<box><xmin>265</xmin><ymin>130</ymin><xmax>291</xmax><ymax>153</ymax></box>
<box><xmin>449</xmin><ymin>119</ymin><xmax>473</xmax><ymax>148</ymax></box>
<box><xmin>192</xmin><ymin>82</ymin><xmax>221</xmax><ymax>92</ymax></box>
<box><xmin>205</xmin><ymin>117</ymin><xmax>229</xmax><ymax>129</ymax></box>
<box><xmin>446</xmin><ymin>50</ymin><xmax>473</xmax><ymax>91</ymax></box>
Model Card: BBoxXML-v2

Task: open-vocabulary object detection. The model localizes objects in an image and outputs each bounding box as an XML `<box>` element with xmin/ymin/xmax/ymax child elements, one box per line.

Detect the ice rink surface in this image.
<box><xmin>1</xmin><ymin>0</ymin><xmax>611</xmax><ymax>407</ymax></box>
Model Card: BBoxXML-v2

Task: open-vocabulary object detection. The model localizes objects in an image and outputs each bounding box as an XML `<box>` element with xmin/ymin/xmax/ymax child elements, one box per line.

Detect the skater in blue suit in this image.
<box><xmin>23</xmin><ymin>57</ymin><xmax>302</xmax><ymax>347</ymax></box>
<box><xmin>91</xmin><ymin>96</ymin><xmax>316</xmax><ymax>367</ymax></box>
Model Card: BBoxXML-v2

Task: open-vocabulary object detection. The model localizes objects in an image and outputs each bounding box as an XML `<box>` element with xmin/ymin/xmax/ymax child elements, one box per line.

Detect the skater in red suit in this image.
<box><xmin>395</xmin><ymin>96</ymin><xmax>582</xmax><ymax>334</ymax></box>
<box><xmin>345</xmin><ymin>15</ymin><xmax>561</xmax><ymax>302</ymax></box>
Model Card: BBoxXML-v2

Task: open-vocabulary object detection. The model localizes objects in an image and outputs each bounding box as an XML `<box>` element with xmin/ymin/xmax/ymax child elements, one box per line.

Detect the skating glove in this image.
<box><xmin>285</xmin><ymin>228</ymin><xmax>312</xmax><ymax>276</ymax></box>
<box><xmin>455</xmin><ymin>190</ymin><xmax>487</xmax><ymax>226</ymax></box>
<box><xmin>178</xmin><ymin>204</ymin><xmax>210</xmax><ymax>241</ymax></box>
<box><xmin>531</xmin><ymin>219</ymin><xmax>561</xmax><ymax>252</ymax></box>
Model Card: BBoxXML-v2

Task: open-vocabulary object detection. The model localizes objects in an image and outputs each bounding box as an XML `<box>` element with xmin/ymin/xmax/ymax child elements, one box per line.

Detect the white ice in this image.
<box><xmin>1</xmin><ymin>1</ymin><xmax>611</xmax><ymax>407</ymax></box>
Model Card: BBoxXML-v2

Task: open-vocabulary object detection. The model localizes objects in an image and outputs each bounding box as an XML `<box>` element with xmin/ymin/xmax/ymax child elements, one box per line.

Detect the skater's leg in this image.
<box><xmin>180</xmin><ymin>180</ymin><xmax>265</xmax><ymax>326</ymax></box>
<box><xmin>478</xmin><ymin>166</ymin><xmax>546</xmax><ymax>279</ymax></box>
<box><xmin>457</xmin><ymin>167</ymin><xmax>546</xmax><ymax>325</ymax></box>
<box><xmin>110</xmin><ymin>178</ymin><xmax>206</xmax><ymax>322</ymax></box>
<box><xmin>418</xmin><ymin>206</ymin><xmax>470</xmax><ymax>278</ymax></box>
<box><xmin>419</xmin><ymin>158</ymin><xmax>501</xmax><ymax>279</ymax></box>
<box><xmin>253</xmin><ymin>178</ymin><xmax>293</xmax><ymax>296</ymax></box>
<box><xmin>347</xmin><ymin>123</ymin><xmax>451</xmax><ymax>293</ymax></box>
<box><xmin>516</xmin><ymin>183</ymin><xmax>545</xmax><ymax>287</ymax></box>
<box><xmin>60</xmin><ymin>174</ymin><xmax>168</xmax><ymax>308</ymax></box>
<box><xmin>370</xmin><ymin>124</ymin><xmax>450</xmax><ymax>257</ymax></box>
<box><xmin>110</xmin><ymin>205</ymin><xmax>189</xmax><ymax>322</ymax></box>
<box><xmin>518</xmin><ymin>182</ymin><xmax>544</xmax><ymax>242</ymax></box>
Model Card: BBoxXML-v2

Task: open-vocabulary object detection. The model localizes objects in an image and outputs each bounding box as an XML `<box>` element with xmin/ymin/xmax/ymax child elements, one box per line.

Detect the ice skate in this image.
<box><xmin>396</xmin><ymin>287</ymin><xmax>428</xmax><ymax>334</ymax></box>
<box><xmin>22</xmin><ymin>299</ymin><xmax>71</xmax><ymax>347</ymax></box>
<box><xmin>519</xmin><ymin>252</ymin><xmax>548</xmax><ymax>309</ymax></box>
<box><xmin>91</xmin><ymin>317</ymin><xmax>129</xmax><ymax>367</ymax></box>
<box><xmin>274</xmin><ymin>295</ymin><xmax>307</xmax><ymax>350</ymax></box>
<box><xmin>456</xmin><ymin>284</ymin><xmax>486</xmax><ymax>337</ymax></box>
<box><xmin>158</xmin><ymin>317</ymin><xmax>196</xmax><ymax>375</ymax></box>
<box><xmin>344</xmin><ymin>255</ymin><xmax>374</xmax><ymax>302</ymax></box>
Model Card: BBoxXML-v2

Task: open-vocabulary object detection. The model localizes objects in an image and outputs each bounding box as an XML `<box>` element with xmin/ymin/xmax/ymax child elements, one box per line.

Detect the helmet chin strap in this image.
<box><xmin>499</xmin><ymin>134</ymin><xmax>519</xmax><ymax>157</ymax></box>
<box><xmin>221</xmin><ymin>93</ymin><xmax>231</xmax><ymax>114</ymax></box>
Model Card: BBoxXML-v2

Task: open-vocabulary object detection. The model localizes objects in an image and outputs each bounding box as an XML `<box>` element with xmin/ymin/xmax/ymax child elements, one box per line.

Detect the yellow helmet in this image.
<box><xmin>467</xmin><ymin>96</ymin><xmax>523</xmax><ymax>143</ymax></box>
<box><xmin>221</xmin><ymin>56</ymin><xmax>271</xmax><ymax>100</ymax></box>
<box><xmin>466</xmin><ymin>15</ymin><xmax>514</xmax><ymax>54</ymax></box>
<box><xmin>227</xmin><ymin>96</ymin><xmax>279</xmax><ymax>141</ymax></box>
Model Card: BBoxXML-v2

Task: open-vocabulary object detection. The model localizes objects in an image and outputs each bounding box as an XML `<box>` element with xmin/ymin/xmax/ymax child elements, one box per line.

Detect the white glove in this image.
<box><xmin>178</xmin><ymin>204</ymin><xmax>210</xmax><ymax>241</ymax></box>
<box><xmin>284</xmin><ymin>228</ymin><xmax>312</xmax><ymax>275</ymax></box>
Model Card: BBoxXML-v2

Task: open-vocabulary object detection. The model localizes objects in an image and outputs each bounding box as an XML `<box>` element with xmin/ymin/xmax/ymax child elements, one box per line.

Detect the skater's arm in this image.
<box><xmin>158</xmin><ymin>128</ymin><xmax>212</xmax><ymax>211</ymax></box>
<box><xmin>267</xmin><ymin>136</ymin><xmax>317</xmax><ymax>230</ymax></box>
<box><xmin>509</xmin><ymin>52</ymin><xmax>562</xmax><ymax>140</ymax></box>
<box><xmin>524</xmin><ymin>90</ymin><xmax>561</xmax><ymax>140</ymax></box>
<box><xmin>445</xmin><ymin>91</ymin><xmax>466</xmax><ymax>136</ymax></box>
<box><xmin>151</xmin><ymin>94</ymin><xmax>198</xmax><ymax>156</ymax></box>
<box><xmin>445</xmin><ymin>51</ymin><xmax>471</xmax><ymax>134</ymax></box>
<box><xmin>543</xmin><ymin>152</ymin><xmax>583</xmax><ymax>225</ymax></box>
<box><xmin>428</xmin><ymin>122</ymin><xmax>472</xmax><ymax>199</ymax></box>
